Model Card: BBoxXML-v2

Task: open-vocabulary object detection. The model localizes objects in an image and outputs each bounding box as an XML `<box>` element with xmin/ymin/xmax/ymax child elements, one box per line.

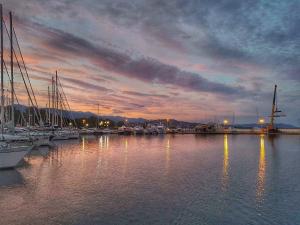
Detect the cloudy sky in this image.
<box><xmin>1</xmin><ymin>0</ymin><xmax>300</xmax><ymax>124</ymax></box>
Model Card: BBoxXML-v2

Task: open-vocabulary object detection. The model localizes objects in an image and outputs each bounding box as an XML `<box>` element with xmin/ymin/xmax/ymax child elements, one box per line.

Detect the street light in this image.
<box><xmin>258</xmin><ymin>118</ymin><xmax>265</xmax><ymax>131</ymax></box>
<box><xmin>86</xmin><ymin>123</ymin><xmax>89</xmax><ymax>127</ymax></box>
<box><xmin>223</xmin><ymin>119</ymin><xmax>229</xmax><ymax>125</ymax></box>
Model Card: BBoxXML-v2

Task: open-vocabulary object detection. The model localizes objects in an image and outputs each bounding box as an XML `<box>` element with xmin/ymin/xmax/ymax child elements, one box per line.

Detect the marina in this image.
<box><xmin>0</xmin><ymin>1</ymin><xmax>299</xmax><ymax>225</ymax></box>
<box><xmin>0</xmin><ymin>4</ymin><xmax>297</xmax><ymax>170</ymax></box>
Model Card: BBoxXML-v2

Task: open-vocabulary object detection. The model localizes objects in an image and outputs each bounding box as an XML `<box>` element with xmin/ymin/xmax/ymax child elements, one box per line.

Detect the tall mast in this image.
<box><xmin>45</xmin><ymin>103</ymin><xmax>48</xmax><ymax>123</ymax></box>
<box><xmin>60</xmin><ymin>93</ymin><xmax>63</xmax><ymax>128</ymax></box>
<box><xmin>97</xmin><ymin>103</ymin><xmax>99</xmax><ymax>129</ymax></box>
<box><xmin>51</xmin><ymin>76</ymin><xmax>54</xmax><ymax>126</ymax></box>
<box><xmin>55</xmin><ymin>71</ymin><xmax>58</xmax><ymax>125</ymax></box>
<box><xmin>270</xmin><ymin>84</ymin><xmax>277</xmax><ymax>127</ymax></box>
<box><xmin>28</xmin><ymin>96</ymin><xmax>31</xmax><ymax>126</ymax></box>
<box><xmin>10</xmin><ymin>11</ymin><xmax>14</xmax><ymax>133</ymax></box>
<box><xmin>48</xmin><ymin>86</ymin><xmax>50</xmax><ymax>124</ymax></box>
<box><xmin>0</xmin><ymin>4</ymin><xmax>4</xmax><ymax>137</ymax></box>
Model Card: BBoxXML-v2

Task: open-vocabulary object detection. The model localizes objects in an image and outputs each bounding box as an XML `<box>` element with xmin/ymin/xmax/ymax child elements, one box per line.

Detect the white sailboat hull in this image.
<box><xmin>0</xmin><ymin>146</ymin><xmax>32</xmax><ymax>169</ymax></box>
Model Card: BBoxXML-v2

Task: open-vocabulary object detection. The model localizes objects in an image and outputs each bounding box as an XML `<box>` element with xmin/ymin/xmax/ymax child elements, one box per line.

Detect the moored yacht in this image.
<box><xmin>156</xmin><ymin>124</ymin><xmax>166</xmax><ymax>134</ymax></box>
<box><xmin>0</xmin><ymin>142</ymin><xmax>33</xmax><ymax>169</ymax></box>
<box><xmin>133</xmin><ymin>126</ymin><xmax>144</xmax><ymax>135</ymax></box>
<box><xmin>118</xmin><ymin>126</ymin><xmax>133</xmax><ymax>135</ymax></box>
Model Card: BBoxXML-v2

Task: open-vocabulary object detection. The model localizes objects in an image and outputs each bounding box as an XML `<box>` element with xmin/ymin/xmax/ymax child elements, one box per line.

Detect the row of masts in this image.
<box><xmin>45</xmin><ymin>71</ymin><xmax>75</xmax><ymax>128</ymax></box>
<box><xmin>0</xmin><ymin>4</ymin><xmax>76</xmax><ymax>132</ymax></box>
<box><xmin>0</xmin><ymin>4</ymin><xmax>40</xmax><ymax>131</ymax></box>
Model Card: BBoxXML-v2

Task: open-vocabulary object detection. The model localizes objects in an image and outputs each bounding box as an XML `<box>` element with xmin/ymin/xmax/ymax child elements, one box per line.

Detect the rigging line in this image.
<box><xmin>62</xmin><ymin>93</ymin><xmax>72</xmax><ymax>126</ymax></box>
<box><xmin>3</xmin><ymin>21</ymin><xmax>41</xmax><ymax>123</ymax></box>
<box><xmin>59</xmin><ymin>79</ymin><xmax>76</xmax><ymax>126</ymax></box>
<box><xmin>11</xmin><ymin>25</ymin><xmax>40</xmax><ymax>109</ymax></box>
<box><xmin>6</xmin><ymin>22</ymin><xmax>43</xmax><ymax>122</ymax></box>
<box><xmin>3</xmin><ymin>60</ymin><xmax>27</xmax><ymax>125</ymax></box>
<box><xmin>60</xmin><ymin>90</ymin><xmax>71</xmax><ymax>125</ymax></box>
<box><xmin>59</xmin><ymin>89</ymin><xmax>69</xmax><ymax>118</ymax></box>
<box><xmin>59</xmin><ymin>92</ymin><xmax>68</xmax><ymax>127</ymax></box>
<box><xmin>56</xmin><ymin>85</ymin><xmax>67</xmax><ymax>127</ymax></box>
<box><xmin>57</xmin><ymin>76</ymin><xmax>77</xmax><ymax>126</ymax></box>
<box><xmin>12</xmin><ymin>45</ymin><xmax>40</xmax><ymax>122</ymax></box>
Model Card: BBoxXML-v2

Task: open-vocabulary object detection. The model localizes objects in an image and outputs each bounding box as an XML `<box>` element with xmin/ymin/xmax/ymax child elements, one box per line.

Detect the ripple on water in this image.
<box><xmin>0</xmin><ymin>134</ymin><xmax>299</xmax><ymax>225</ymax></box>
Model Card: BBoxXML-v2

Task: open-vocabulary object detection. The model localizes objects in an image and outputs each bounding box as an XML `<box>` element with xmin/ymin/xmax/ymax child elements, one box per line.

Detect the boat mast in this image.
<box><xmin>48</xmin><ymin>86</ymin><xmax>50</xmax><ymax>124</ymax></box>
<box><xmin>270</xmin><ymin>84</ymin><xmax>277</xmax><ymax>128</ymax></box>
<box><xmin>97</xmin><ymin>103</ymin><xmax>99</xmax><ymax>129</ymax></box>
<box><xmin>28</xmin><ymin>96</ymin><xmax>31</xmax><ymax>126</ymax></box>
<box><xmin>0</xmin><ymin>4</ymin><xmax>4</xmax><ymax>138</ymax></box>
<box><xmin>10</xmin><ymin>11</ymin><xmax>14</xmax><ymax>133</ymax></box>
<box><xmin>60</xmin><ymin>93</ymin><xmax>63</xmax><ymax>128</ymax></box>
<box><xmin>51</xmin><ymin>76</ymin><xmax>54</xmax><ymax>126</ymax></box>
<box><xmin>55</xmin><ymin>71</ymin><xmax>58</xmax><ymax>126</ymax></box>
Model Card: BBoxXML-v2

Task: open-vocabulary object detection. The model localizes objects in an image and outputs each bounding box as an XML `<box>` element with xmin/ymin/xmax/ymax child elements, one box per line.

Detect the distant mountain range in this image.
<box><xmin>13</xmin><ymin>104</ymin><xmax>299</xmax><ymax>128</ymax></box>
<box><xmin>70</xmin><ymin>111</ymin><xmax>147</xmax><ymax>123</ymax></box>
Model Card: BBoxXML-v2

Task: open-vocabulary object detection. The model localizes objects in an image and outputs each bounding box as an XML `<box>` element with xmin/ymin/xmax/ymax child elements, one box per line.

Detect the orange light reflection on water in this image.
<box><xmin>256</xmin><ymin>134</ymin><xmax>266</xmax><ymax>202</ymax></box>
<box><xmin>222</xmin><ymin>134</ymin><xmax>229</xmax><ymax>191</ymax></box>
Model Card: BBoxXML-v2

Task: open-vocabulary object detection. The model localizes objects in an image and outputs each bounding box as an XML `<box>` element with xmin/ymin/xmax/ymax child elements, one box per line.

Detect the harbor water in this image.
<box><xmin>0</xmin><ymin>134</ymin><xmax>300</xmax><ymax>225</ymax></box>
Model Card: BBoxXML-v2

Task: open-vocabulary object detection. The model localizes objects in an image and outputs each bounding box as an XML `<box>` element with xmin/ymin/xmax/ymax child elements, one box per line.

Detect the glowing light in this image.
<box><xmin>85</xmin><ymin>123</ymin><xmax>89</xmax><ymax>127</ymax></box>
<box><xmin>223</xmin><ymin>119</ymin><xmax>229</xmax><ymax>125</ymax></box>
<box><xmin>69</xmin><ymin>122</ymin><xmax>72</xmax><ymax>126</ymax></box>
<box><xmin>259</xmin><ymin>118</ymin><xmax>265</xmax><ymax>124</ymax></box>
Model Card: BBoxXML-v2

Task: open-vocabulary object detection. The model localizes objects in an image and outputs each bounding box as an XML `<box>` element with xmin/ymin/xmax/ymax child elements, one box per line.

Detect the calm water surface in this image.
<box><xmin>0</xmin><ymin>134</ymin><xmax>300</xmax><ymax>225</ymax></box>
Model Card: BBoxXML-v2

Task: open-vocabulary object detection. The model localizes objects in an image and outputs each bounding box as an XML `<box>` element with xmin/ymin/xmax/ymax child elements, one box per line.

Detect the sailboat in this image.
<box><xmin>0</xmin><ymin>6</ymin><xmax>33</xmax><ymax>169</ymax></box>
<box><xmin>44</xmin><ymin>71</ymin><xmax>79</xmax><ymax>141</ymax></box>
<box><xmin>0</xmin><ymin>142</ymin><xmax>32</xmax><ymax>169</ymax></box>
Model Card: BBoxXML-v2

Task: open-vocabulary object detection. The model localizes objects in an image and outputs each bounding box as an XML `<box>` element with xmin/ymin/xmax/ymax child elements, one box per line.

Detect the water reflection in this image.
<box><xmin>0</xmin><ymin>170</ymin><xmax>24</xmax><ymax>187</ymax></box>
<box><xmin>105</xmin><ymin>136</ymin><xmax>109</xmax><ymax>149</ymax></box>
<box><xmin>125</xmin><ymin>138</ymin><xmax>128</xmax><ymax>150</ymax></box>
<box><xmin>165</xmin><ymin>137</ymin><xmax>171</xmax><ymax>174</ymax></box>
<box><xmin>123</xmin><ymin>138</ymin><xmax>128</xmax><ymax>175</ymax></box>
<box><xmin>96</xmin><ymin>138</ymin><xmax>103</xmax><ymax>178</ymax></box>
<box><xmin>222</xmin><ymin>134</ymin><xmax>229</xmax><ymax>191</ymax></box>
<box><xmin>256</xmin><ymin>134</ymin><xmax>266</xmax><ymax>201</ymax></box>
<box><xmin>0</xmin><ymin>135</ymin><xmax>299</xmax><ymax>225</ymax></box>
<box><xmin>99</xmin><ymin>135</ymin><xmax>103</xmax><ymax>149</ymax></box>
<box><xmin>82</xmin><ymin>136</ymin><xmax>86</xmax><ymax>151</ymax></box>
<box><xmin>98</xmin><ymin>135</ymin><xmax>109</xmax><ymax>150</ymax></box>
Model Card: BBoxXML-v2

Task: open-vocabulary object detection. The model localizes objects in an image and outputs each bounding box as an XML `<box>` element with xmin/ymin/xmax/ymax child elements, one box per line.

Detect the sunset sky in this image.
<box><xmin>1</xmin><ymin>0</ymin><xmax>299</xmax><ymax>124</ymax></box>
